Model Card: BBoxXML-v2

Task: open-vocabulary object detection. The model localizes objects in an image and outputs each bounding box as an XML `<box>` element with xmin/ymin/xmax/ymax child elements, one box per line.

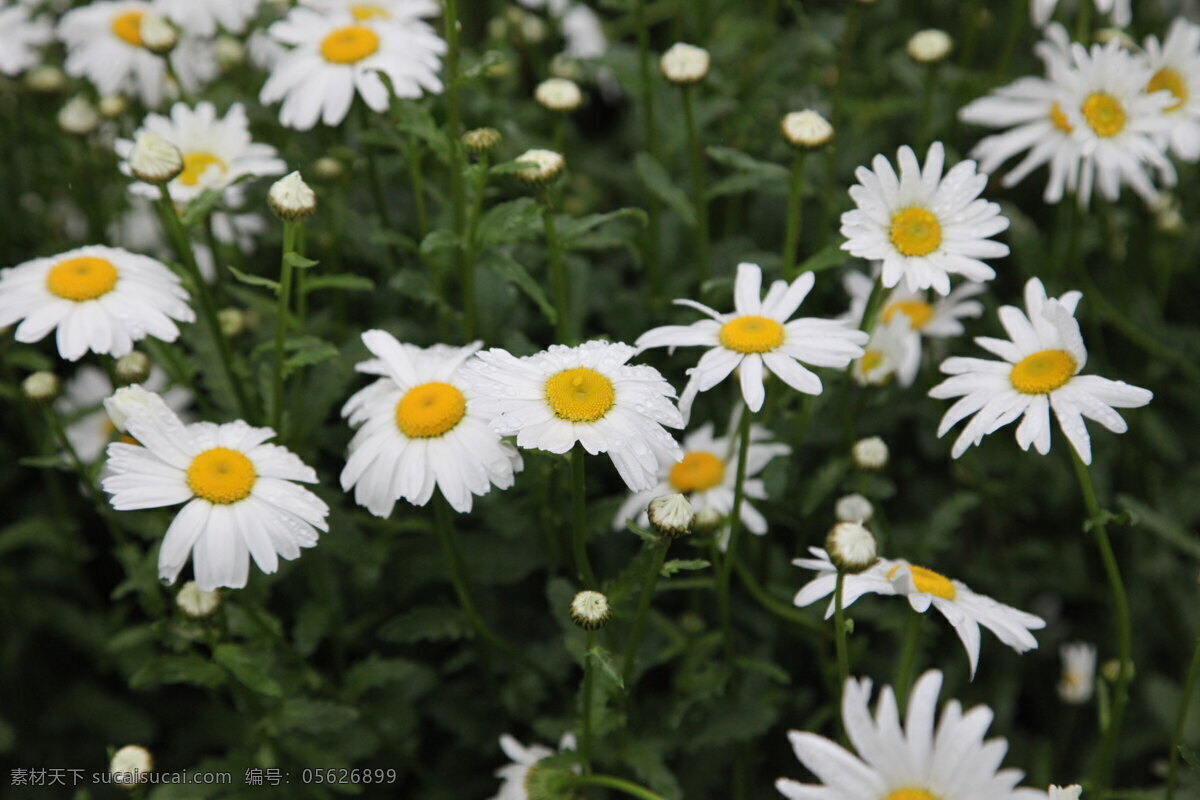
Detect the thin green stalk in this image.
<box><xmin>570</xmin><ymin>444</ymin><xmax>597</xmax><ymax>588</ymax></box>
<box><xmin>731</xmin><ymin>555</ymin><xmax>825</xmax><ymax>634</ymax></box>
<box><xmin>831</xmin><ymin>2</ymin><xmax>862</xmax><ymax>130</ymax></box>
<box><xmin>155</xmin><ymin>186</ymin><xmax>249</xmax><ymax>418</ymax></box>
<box><xmin>859</xmin><ymin>276</ymin><xmax>887</xmax><ymax>334</ymax></box>
<box><xmin>271</xmin><ymin>220</ymin><xmax>298</xmax><ymax>434</ymax></box>
<box><xmin>781</xmin><ymin>150</ymin><xmax>808</xmax><ymax>278</ymax></box>
<box><xmin>680</xmin><ymin>86</ymin><xmax>709</xmax><ymax>289</ymax></box>
<box><xmin>621</xmin><ymin>539</ymin><xmax>669</xmax><ymax>685</ymax></box>
<box><xmin>633</xmin><ymin>0</ymin><xmax>663</xmax><ymax>301</ymax></box>
<box><xmin>542</xmin><ymin>191</ymin><xmax>570</xmax><ymax>343</ymax></box>
<box><xmin>918</xmin><ymin>64</ymin><xmax>940</xmax><ymax>151</ymax></box>
<box><xmin>894</xmin><ymin>607</ymin><xmax>922</xmax><ymax>709</ymax></box>
<box><xmin>202</xmin><ymin>217</ymin><xmax>227</xmax><ymax>300</ymax></box>
<box><xmin>958</xmin><ymin>0</ymin><xmax>983</xmax><ymax>68</ymax></box>
<box><xmin>833</xmin><ymin>569</ymin><xmax>850</xmax><ymax>691</ymax></box>
<box><xmin>1072</xmin><ymin>451</ymin><xmax>1131</xmax><ymax>790</ymax></box>
<box><xmin>1167</xmin><ymin>636</ymin><xmax>1200</xmax><ymax>800</ymax></box>
<box><xmin>716</xmin><ymin>408</ymin><xmax>752</xmax><ymax>655</ymax></box>
<box><xmin>1075</xmin><ymin>0</ymin><xmax>1092</xmax><ymax>43</ymax></box>
<box><xmin>993</xmin><ymin>0</ymin><xmax>1027</xmax><ymax>81</ymax></box>
<box><xmin>407</xmin><ymin>135</ymin><xmax>430</xmax><ymax>239</ymax></box>
<box><xmin>442</xmin><ymin>0</ymin><xmax>467</xmax><ymax>337</ymax></box>
<box><xmin>461</xmin><ymin>151</ymin><xmax>489</xmax><ymax>341</ymax></box>
<box><xmin>581</xmin><ymin>628</ymin><xmax>596</xmax><ymax>771</ymax></box>
<box><xmin>570</xmin><ymin>774</ymin><xmax>669</xmax><ymax>800</ymax></box>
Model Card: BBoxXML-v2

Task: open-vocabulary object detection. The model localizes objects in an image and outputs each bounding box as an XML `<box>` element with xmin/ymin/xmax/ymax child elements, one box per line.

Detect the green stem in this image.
<box><xmin>621</xmin><ymin>539</ymin><xmax>669</xmax><ymax>685</ymax></box>
<box><xmin>570</xmin><ymin>444</ymin><xmax>597</xmax><ymax>588</ymax></box>
<box><xmin>542</xmin><ymin>192</ymin><xmax>570</xmax><ymax>343</ymax></box>
<box><xmin>833</xmin><ymin>569</ymin><xmax>850</xmax><ymax>691</ymax></box>
<box><xmin>202</xmin><ymin>217</ymin><xmax>227</xmax><ymax>301</ymax></box>
<box><xmin>918</xmin><ymin>64</ymin><xmax>939</xmax><ymax>151</ymax></box>
<box><xmin>859</xmin><ymin>276</ymin><xmax>887</xmax><ymax>334</ymax></box>
<box><xmin>633</xmin><ymin>0</ymin><xmax>663</xmax><ymax>301</ymax></box>
<box><xmin>731</xmin><ymin>555</ymin><xmax>825</xmax><ymax>634</ymax></box>
<box><xmin>407</xmin><ymin>135</ymin><xmax>430</xmax><ymax>239</ymax></box>
<box><xmin>271</xmin><ymin>220</ymin><xmax>297</xmax><ymax>434</ymax></box>
<box><xmin>894</xmin><ymin>607</ymin><xmax>922</xmax><ymax>709</ymax></box>
<box><xmin>717</xmin><ymin>408</ymin><xmax>752</xmax><ymax>655</ymax></box>
<box><xmin>1075</xmin><ymin>0</ymin><xmax>1092</xmax><ymax>43</ymax></box>
<box><xmin>581</xmin><ymin>628</ymin><xmax>596</xmax><ymax>771</ymax></box>
<box><xmin>570</xmin><ymin>775</ymin><xmax>669</xmax><ymax>800</ymax></box>
<box><xmin>1072</xmin><ymin>451</ymin><xmax>1131</xmax><ymax>790</ymax></box>
<box><xmin>155</xmin><ymin>186</ymin><xmax>249</xmax><ymax>418</ymax></box>
<box><xmin>442</xmin><ymin>0</ymin><xmax>467</xmax><ymax>337</ymax></box>
<box><xmin>831</xmin><ymin>2</ymin><xmax>862</xmax><ymax>130</ymax></box>
<box><xmin>461</xmin><ymin>151</ymin><xmax>488</xmax><ymax>341</ymax></box>
<box><xmin>1167</xmin><ymin>636</ymin><xmax>1200</xmax><ymax>800</ymax></box>
<box><xmin>681</xmin><ymin>86</ymin><xmax>709</xmax><ymax>290</ymax></box>
<box><xmin>993</xmin><ymin>0</ymin><xmax>1026</xmax><ymax>81</ymax></box>
<box><xmin>781</xmin><ymin>150</ymin><xmax>808</xmax><ymax>278</ymax></box>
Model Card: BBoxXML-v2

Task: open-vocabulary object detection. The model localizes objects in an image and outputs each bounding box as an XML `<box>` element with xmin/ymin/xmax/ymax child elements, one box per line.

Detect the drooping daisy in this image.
<box><xmin>793</xmin><ymin>547</ymin><xmax>1046</xmax><ymax>677</ymax></box>
<box><xmin>1058</xmin><ymin>641</ymin><xmax>1097</xmax><ymax>704</ymax></box>
<box><xmin>490</xmin><ymin>732</ymin><xmax>576</xmax><ymax>800</ymax></box>
<box><xmin>340</xmin><ymin>332</ymin><xmax>523</xmax><ymax>516</ymax></box>
<box><xmin>101</xmin><ymin>386</ymin><xmax>329</xmax><ymax>591</ymax></box>
<box><xmin>258</xmin><ymin>6</ymin><xmax>445</xmax><ymax>130</ymax></box>
<box><xmin>611</xmin><ymin>417</ymin><xmax>791</xmax><ymax>538</ymax></box>
<box><xmin>929</xmin><ymin>277</ymin><xmax>1152</xmax><ymax>465</ymax></box>
<box><xmin>844</xmin><ymin>269</ymin><xmax>985</xmax><ymax>387</ymax></box>
<box><xmin>115</xmin><ymin>102</ymin><xmax>286</xmax><ymax>206</ymax></box>
<box><xmin>156</xmin><ymin>0</ymin><xmax>262</xmax><ymax>36</ymax></box>
<box><xmin>0</xmin><ymin>2</ymin><xmax>53</xmax><ymax>77</ymax></box>
<box><xmin>300</xmin><ymin>0</ymin><xmax>440</xmax><ymax>23</ymax></box>
<box><xmin>462</xmin><ymin>341</ymin><xmax>683</xmax><ymax>492</ymax></box>
<box><xmin>841</xmin><ymin>142</ymin><xmax>1011</xmax><ymax>296</ymax></box>
<box><xmin>0</xmin><ymin>245</ymin><xmax>194</xmax><ymax>361</ymax></box>
<box><xmin>1141</xmin><ymin>18</ymin><xmax>1200</xmax><ymax>162</ymax></box>
<box><xmin>1032</xmin><ymin>0</ymin><xmax>1130</xmax><ymax>28</ymax></box>
<box><xmin>777</xmin><ymin>670</ymin><xmax>1049</xmax><ymax>800</ymax></box>
<box><xmin>636</xmin><ymin>263</ymin><xmax>868</xmax><ymax>416</ymax></box>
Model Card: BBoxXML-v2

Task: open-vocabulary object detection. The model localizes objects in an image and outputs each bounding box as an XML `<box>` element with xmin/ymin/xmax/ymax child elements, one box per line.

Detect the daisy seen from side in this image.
<box><xmin>1141</xmin><ymin>18</ymin><xmax>1200</xmax><ymax>162</ymax></box>
<box><xmin>490</xmin><ymin>733</ymin><xmax>576</xmax><ymax>800</ymax></box>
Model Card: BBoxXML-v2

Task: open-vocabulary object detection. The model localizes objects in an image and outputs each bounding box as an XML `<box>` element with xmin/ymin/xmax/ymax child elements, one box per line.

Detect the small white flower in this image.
<box><xmin>99</xmin><ymin>94</ymin><xmax>130</xmax><ymax>118</ymax></box>
<box><xmin>138</xmin><ymin>12</ymin><xmax>177</xmax><ymax>55</ymax></box>
<box><xmin>128</xmin><ymin>131</ymin><xmax>184</xmax><ymax>184</ymax></box>
<box><xmin>301</xmin><ymin>0</ymin><xmax>441</xmax><ymax>23</ymax></box>
<box><xmin>1049</xmin><ymin>785</ymin><xmax>1084</xmax><ymax>800</ymax></box>
<box><xmin>907</xmin><ymin>29</ymin><xmax>953</xmax><ymax>63</ymax></box>
<box><xmin>22</xmin><ymin>371</ymin><xmax>60</xmax><ymax>403</ymax></box>
<box><xmin>1141</xmin><ymin>18</ymin><xmax>1200</xmax><ymax>163</ymax></box>
<box><xmin>825</xmin><ymin>521</ymin><xmax>877</xmax><ymax>573</ymax></box>
<box><xmin>780</xmin><ymin>109</ymin><xmax>833</xmax><ymax>149</ymax></box>
<box><xmin>569</xmin><ymin>590</ymin><xmax>611</xmax><ymax>629</ymax></box>
<box><xmin>512</xmin><ymin>148</ymin><xmax>566</xmax><ymax>184</ymax></box>
<box><xmin>25</xmin><ymin>64</ymin><xmax>66</xmax><ymax>92</ymax></box>
<box><xmin>852</xmin><ymin>314</ymin><xmax>914</xmax><ymax>387</ymax></box>
<box><xmin>269</xmin><ymin>171</ymin><xmax>318</xmax><ymax>221</ymax></box>
<box><xmin>490</xmin><ymin>733</ymin><xmax>576</xmax><ymax>800</ymax></box>
<box><xmin>1058</xmin><ymin>641</ymin><xmax>1097</xmax><ymax>704</ymax></box>
<box><xmin>175</xmin><ymin>580</ymin><xmax>221</xmax><ymax>617</ymax></box>
<box><xmin>851</xmin><ymin>436</ymin><xmax>888</xmax><ymax>470</ymax></box>
<box><xmin>660</xmin><ymin>42</ymin><xmax>709</xmax><ymax>84</ymax></box>
<box><xmin>0</xmin><ymin>3</ymin><xmax>53</xmax><ymax>77</ymax></box>
<box><xmin>647</xmin><ymin>493</ymin><xmax>695</xmax><ymax>537</ymax></box>
<box><xmin>57</xmin><ymin>95</ymin><xmax>100</xmax><ymax>135</ymax></box>
<box><xmin>535</xmin><ymin>77</ymin><xmax>583</xmax><ymax>111</ymax></box>
<box><xmin>110</xmin><ymin>745</ymin><xmax>152</xmax><ymax>785</ymax></box>
<box><xmin>157</xmin><ymin>0</ymin><xmax>264</xmax><ymax>37</ymax></box>
<box><xmin>835</xmin><ymin>493</ymin><xmax>873</xmax><ymax>523</ymax></box>
<box><xmin>1032</xmin><ymin>0</ymin><xmax>1130</xmax><ymax>28</ymax></box>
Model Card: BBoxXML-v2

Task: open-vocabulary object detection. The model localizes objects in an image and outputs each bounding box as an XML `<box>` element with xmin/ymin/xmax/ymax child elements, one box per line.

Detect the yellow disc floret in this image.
<box><xmin>320</xmin><ymin>25</ymin><xmax>380</xmax><ymax>64</ymax></box>
<box><xmin>395</xmin><ymin>381</ymin><xmax>467</xmax><ymax>438</ymax></box>
<box><xmin>882</xmin><ymin>790</ymin><xmax>941</xmax><ymax>800</ymax></box>
<box><xmin>1147</xmin><ymin>67</ymin><xmax>1188</xmax><ymax>113</ymax></box>
<box><xmin>545</xmin><ymin>367</ymin><xmax>615</xmax><ymax>423</ymax></box>
<box><xmin>1049</xmin><ymin>101</ymin><xmax>1074</xmax><ymax>133</ymax></box>
<box><xmin>669</xmin><ymin>451</ymin><xmax>726</xmax><ymax>493</ymax></box>
<box><xmin>888</xmin><ymin>564</ymin><xmax>956</xmax><ymax>600</ymax></box>
<box><xmin>350</xmin><ymin>3</ymin><xmax>390</xmax><ymax>19</ymax></box>
<box><xmin>46</xmin><ymin>256</ymin><xmax>119</xmax><ymax>301</ymax></box>
<box><xmin>179</xmin><ymin>151</ymin><xmax>227</xmax><ymax>187</ymax></box>
<box><xmin>1010</xmin><ymin>349</ymin><xmax>1076</xmax><ymax>394</ymax></box>
<box><xmin>187</xmin><ymin>447</ymin><xmax>257</xmax><ymax>504</ymax></box>
<box><xmin>881</xmin><ymin>299</ymin><xmax>934</xmax><ymax>329</ymax></box>
<box><xmin>111</xmin><ymin>10</ymin><xmax>145</xmax><ymax>46</ymax></box>
<box><xmin>719</xmin><ymin>315</ymin><xmax>785</xmax><ymax>354</ymax></box>
<box><xmin>1082</xmin><ymin>92</ymin><xmax>1127</xmax><ymax>137</ymax></box>
<box><xmin>889</xmin><ymin>207</ymin><xmax>942</xmax><ymax>257</ymax></box>
<box><xmin>859</xmin><ymin>350</ymin><xmax>885</xmax><ymax>374</ymax></box>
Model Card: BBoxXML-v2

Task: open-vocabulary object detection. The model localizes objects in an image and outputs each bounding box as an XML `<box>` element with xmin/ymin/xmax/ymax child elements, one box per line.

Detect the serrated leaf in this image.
<box><xmin>475</xmin><ymin>198</ymin><xmax>542</xmax><ymax>247</ymax></box>
<box><xmin>343</xmin><ymin>656</ymin><xmax>424</xmax><ymax>699</ymax></box>
<box><xmin>559</xmin><ymin>208</ymin><xmax>648</xmax><ymax>249</ymax></box>
<box><xmin>587</xmin><ymin>646</ymin><xmax>625</xmax><ymax>690</ymax></box>
<box><xmin>660</xmin><ymin>559</ymin><xmax>710</xmax><ymax>577</ymax></box>
<box><xmin>283</xmin><ymin>252</ymin><xmax>318</xmax><ymax>269</ymax></box>
<box><xmin>213</xmin><ymin>644</ymin><xmax>282</xmax><ymax>697</ymax></box>
<box><xmin>635</xmin><ymin>152</ymin><xmax>696</xmax><ymax>227</ymax></box>
<box><xmin>129</xmin><ymin>655</ymin><xmax>226</xmax><ymax>690</ymax></box>
<box><xmin>277</xmin><ymin>699</ymin><xmax>359</xmax><ymax>734</ymax></box>
<box><xmin>1082</xmin><ymin>508</ymin><xmax>1136</xmax><ymax>534</ymax></box>
<box><xmin>420</xmin><ymin>229</ymin><xmax>463</xmax><ymax>258</ymax></box>
<box><xmin>228</xmin><ymin>265</ymin><xmax>280</xmax><ymax>293</ymax></box>
<box><xmin>706</xmin><ymin>146</ymin><xmax>790</xmax><ymax>178</ymax></box>
<box><xmin>734</xmin><ymin>657</ymin><xmax>791</xmax><ymax>684</ymax></box>
<box><xmin>1181</xmin><ymin>743</ymin><xmax>1200</xmax><ymax>773</ymax></box>
<box><xmin>1118</xmin><ymin>495</ymin><xmax>1200</xmax><ymax>559</ymax></box>
<box><xmin>480</xmin><ymin>251</ymin><xmax>557</xmax><ymax>324</ymax></box>
<box><xmin>283</xmin><ymin>341</ymin><xmax>339</xmax><ymax>377</ymax></box>
<box><xmin>390</xmin><ymin>99</ymin><xmax>450</xmax><ymax>161</ymax></box>
<box><xmin>301</xmin><ymin>274</ymin><xmax>375</xmax><ymax>295</ymax></box>
<box><xmin>377</xmin><ymin>607</ymin><xmax>473</xmax><ymax>644</ymax></box>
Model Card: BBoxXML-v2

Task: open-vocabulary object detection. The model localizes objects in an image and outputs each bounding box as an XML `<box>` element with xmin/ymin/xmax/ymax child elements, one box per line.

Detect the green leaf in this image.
<box><xmin>179</xmin><ymin>188</ymin><xmax>223</xmax><ymax>228</ymax></box>
<box><xmin>420</xmin><ymin>229</ymin><xmax>463</xmax><ymax>258</ymax></box>
<box><xmin>283</xmin><ymin>340</ymin><xmax>339</xmax><ymax>377</ymax></box>
<box><xmin>129</xmin><ymin>655</ymin><xmax>226</xmax><ymax>690</ymax></box>
<box><xmin>377</xmin><ymin>607</ymin><xmax>474</xmax><ymax>644</ymax></box>
<box><xmin>1082</xmin><ymin>508</ymin><xmax>1136</xmax><ymax>534</ymax></box>
<box><xmin>213</xmin><ymin>644</ymin><xmax>283</xmax><ymax>697</ymax></box>
<box><xmin>475</xmin><ymin>198</ymin><xmax>542</xmax><ymax>248</ymax></box>
<box><xmin>660</xmin><ymin>559</ymin><xmax>711</xmax><ymax>577</ymax></box>
<box><xmin>301</xmin><ymin>274</ymin><xmax>375</xmax><ymax>294</ymax></box>
<box><xmin>734</xmin><ymin>657</ymin><xmax>791</xmax><ymax>684</ymax></box>
<box><xmin>343</xmin><ymin>656</ymin><xmax>425</xmax><ymax>699</ymax></box>
<box><xmin>625</xmin><ymin>520</ymin><xmax>659</xmax><ymax>544</ymax></box>
<box><xmin>791</xmin><ymin>244</ymin><xmax>850</xmax><ymax>278</ymax></box>
<box><xmin>227</xmin><ymin>265</ymin><xmax>280</xmax><ymax>294</ymax></box>
<box><xmin>283</xmin><ymin>252</ymin><xmax>319</xmax><ymax>269</ymax></box>
<box><xmin>276</xmin><ymin>699</ymin><xmax>359</xmax><ymax>734</ymax></box>
<box><xmin>635</xmin><ymin>152</ymin><xmax>696</xmax><ymax>227</ymax></box>
<box><xmin>560</xmin><ymin>208</ymin><xmax>648</xmax><ymax>242</ymax></box>
<box><xmin>1117</xmin><ymin>496</ymin><xmax>1200</xmax><ymax>559</ymax></box>
<box><xmin>587</xmin><ymin>645</ymin><xmax>625</xmax><ymax>690</ymax></box>
<box><xmin>706</xmin><ymin>146</ymin><xmax>790</xmax><ymax>178</ymax></box>
<box><xmin>17</xmin><ymin>455</ymin><xmax>66</xmax><ymax>470</ymax></box>
<box><xmin>1181</xmin><ymin>743</ymin><xmax>1200</xmax><ymax>774</ymax></box>
<box><xmin>390</xmin><ymin>99</ymin><xmax>450</xmax><ymax>161</ymax></box>
<box><xmin>479</xmin><ymin>251</ymin><xmax>557</xmax><ymax>324</ymax></box>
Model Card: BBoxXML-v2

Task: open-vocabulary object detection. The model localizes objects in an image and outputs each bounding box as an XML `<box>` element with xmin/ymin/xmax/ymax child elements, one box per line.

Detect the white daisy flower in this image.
<box><xmin>462</xmin><ymin>341</ymin><xmax>684</xmax><ymax>493</ymax></box>
<box><xmin>156</xmin><ymin>0</ymin><xmax>262</xmax><ymax>36</ymax></box>
<box><xmin>636</xmin><ymin>263</ymin><xmax>868</xmax><ymax>417</ymax></box>
<box><xmin>852</xmin><ymin>315</ymin><xmax>915</xmax><ymax>387</ymax></box>
<box><xmin>841</xmin><ymin>142</ymin><xmax>1011</xmax><ymax>296</ymax></box>
<box><xmin>1058</xmin><ymin>641</ymin><xmax>1097</xmax><ymax>704</ymax></box>
<box><xmin>611</xmin><ymin>418</ymin><xmax>790</xmax><ymax>537</ymax></box>
<box><xmin>101</xmin><ymin>388</ymin><xmax>329</xmax><ymax>591</ymax></box>
<box><xmin>1141</xmin><ymin>18</ymin><xmax>1200</xmax><ymax>162</ymax></box>
<box><xmin>0</xmin><ymin>3</ymin><xmax>53</xmax><ymax>77</ymax></box>
<box><xmin>1050</xmin><ymin>785</ymin><xmax>1083</xmax><ymax>800</ymax></box>
<box><xmin>929</xmin><ymin>277</ymin><xmax>1152</xmax><ymax>465</ymax></box>
<box><xmin>777</xmin><ymin>669</ymin><xmax>1050</xmax><ymax>800</ymax></box>
<box><xmin>258</xmin><ymin>6</ymin><xmax>445</xmax><ymax>130</ymax></box>
<box><xmin>490</xmin><ymin>732</ymin><xmax>576</xmax><ymax>800</ymax></box>
<box><xmin>340</xmin><ymin>332</ymin><xmax>523</xmax><ymax>516</ymax></box>
<box><xmin>793</xmin><ymin>547</ymin><xmax>1046</xmax><ymax>677</ymax></box>
<box><xmin>843</xmin><ymin>269</ymin><xmax>985</xmax><ymax>387</ymax></box>
<box><xmin>56</xmin><ymin>0</ymin><xmax>216</xmax><ymax>108</ymax></box>
<box><xmin>115</xmin><ymin>102</ymin><xmax>286</xmax><ymax>206</ymax></box>
<box><xmin>300</xmin><ymin>0</ymin><xmax>439</xmax><ymax>23</ymax></box>
<box><xmin>0</xmin><ymin>245</ymin><xmax>194</xmax><ymax>362</ymax></box>
<box><xmin>516</xmin><ymin>0</ymin><xmax>608</xmax><ymax>60</ymax></box>
<box><xmin>55</xmin><ymin>364</ymin><xmax>191</xmax><ymax>463</ymax></box>
<box><xmin>1032</xmin><ymin>0</ymin><xmax>1130</xmax><ymax>28</ymax></box>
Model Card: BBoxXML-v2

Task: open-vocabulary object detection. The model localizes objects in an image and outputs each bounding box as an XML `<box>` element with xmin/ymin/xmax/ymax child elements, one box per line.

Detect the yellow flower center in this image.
<box><xmin>1049</xmin><ymin>101</ymin><xmax>1074</xmax><ymax>133</ymax></box>
<box><xmin>111</xmin><ymin>10</ymin><xmax>145</xmax><ymax>46</ymax></box>
<box><xmin>186</xmin><ymin>447</ymin><xmax>257</xmax><ymax>504</ymax></box>
<box><xmin>46</xmin><ymin>256</ymin><xmax>119</xmax><ymax>301</ymax></box>
<box><xmin>394</xmin><ymin>381</ymin><xmax>467</xmax><ymax>438</ymax></box>
<box><xmin>1082</xmin><ymin>92</ymin><xmax>1126</xmax><ymax>137</ymax></box>
<box><xmin>889</xmin><ymin>207</ymin><xmax>942</xmax><ymax>257</ymax></box>
<box><xmin>1147</xmin><ymin>67</ymin><xmax>1188</xmax><ymax>113</ymax></box>
<box><xmin>882</xmin><ymin>790</ymin><xmax>941</xmax><ymax>800</ymax></box>
<box><xmin>320</xmin><ymin>25</ymin><xmax>380</xmax><ymax>64</ymax></box>
<box><xmin>888</xmin><ymin>564</ymin><xmax>956</xmax><ymax>600</ymax></box>
<box><xmin>178</xmin><ymin>151</ymin><xmax>227</xmax><ymax>187</ymax></box>
<box><xmin>545</xmin><ymin>367</ymin><xmax>615</xmax><ymax>423</ymax></box>
<box><xmin>668</xmin><ymin>451</ymin><xmax>726</xmax><ymax>493</ymax></box>
<box><xmin>859</xmin><ymin>350</ymin><xmax>885</xmax><ymax>375</ymax></box>
<box><xmin>1010</xmin><ymin>349</ymin><xmax>1076</xmax><ymax>394</ymax></box>
<box><xmin>719</xmin><ymin>315</ymin><xmax>785</xmax><ymax>354</ymax></box>
<box><xmin>881</xmin><ymin>299</ymin><xmax>934</xmax><ymax>329</ymax></box>
<box><xmin>350</xmin><ymin>3</ymin><xmax>390</xmax><ymax>19</ymax></box>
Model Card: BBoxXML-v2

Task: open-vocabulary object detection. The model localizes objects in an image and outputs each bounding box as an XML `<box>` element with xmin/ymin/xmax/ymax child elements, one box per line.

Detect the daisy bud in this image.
<box><xmin>57</xmin><ymin>96</ymin><xmax>100</xmax><ymax>136</ymax></box>
<box><xmin>512</xmin><ymin>149</ymin><xmax>565</xmax><ymax>186</ymax></box>
<box><xmin>648</xmin><ymin>493</ymin><xmax>695</xmax><ymax>538</ymax></box>
<box><xmin>569</xmin><ymin>590</ymin><xmax>611</xmax><ymax>630</ymax></box>
<box><xmin>825</xmin><ymin>521</ymin><xmax>878</xmax><ymax>573</ymax></box>
<box><xmin>851</xmin><ymin>436</ymin><xmax>888</xmax><ymax>470</ymax></box>
<box><xmin>176</xmin><ymin>581</ymin><xmax>221</xmax><ymax>618</ymax></box>
<box><xmin>462</xmin><ymin>127</ymin><xmax>501</xmax><ymax>156</ymax></box>
<box><xmin>1101</xmin><ymin>658</ymin><xmax>1134</xmax><ymax>683</ymax></box>
<box><xmin>139</xmin><ymin>13</ymin><xmax>177</xmax><ymax>55</ymax></box>
<box><xmin>535</xmin><ymin>78</ymin><xmax>583</xmax><ymax>112</ymax></box>
<box><xmin>268</xmin><ymin>171</ymin><xmax>317</xmax><ymax>221</ymax></box>
<box><xmin>1049</xmin><ymin>785</ymin><xmax>1083</xmax><ymax>800</ymax></box>
<box><xmin>215</xmin><ymin>34</ymin><xmax>245</xmax><ymax>70</ymax></box>
<box><xmin>835</xmin><ymin>493</ymin><xmax>874</xmax><ymax>524</ymax></box>
<box><xmin>660</xmin><ymin>43</ymin><xmax>710</xmax><ymax>84</ymax></box>
<box><xmin>25</xmin><ymin>64</ymin><xmax>65</xmax><ymax>93</ymax></box>
<box><xmin>98</xmin><ymin>95</ymin><xmax>129</xmax><ymax>119</ymax></box>
<box><xmin>129</xmin><ymin>131</ymin><xmax>183</xmax><ymax>185</ymax></box>
<box><xmin>104</xmin><ymin>384</ymin><xmax>161</xmax><ymax>433</ymax></box>
<box><xmin>1151</xmin><ymin>193</ymin><xmax>1184</xmax><ymax>235</ymax></box>
<box><xmin>312</xmin><ymin>156</ymin><xmax>346</xmax><ymax>183</ymax></box>
<box><xmin>218</xmin><ymin>307</ymin><xmax>245</xmax><ymax>337</ymax></box>
<box><xmin>110</xmin><ymin>744</ymin><xmax>153</xmax><ymax>787</ymax></box>
<box><xmin>906</xmin><ymin>29</ymin><xmax>953</xmax><ymax>64</ymax></box>
<box><xmin>781</xmin><ymin>109</ymin><xmax>834</xmax><ymax>149</ymax></box>
<box><xmin>693</xmin><ymin>506</ymin><xmax>725</xmax><ymax>535</ymax></box>
<box><xmin>113</xmin><ymin>351</ymin><xmax>152</xmax><ymax>385</ymax></box>
<box><xmin>22</xmin><ymin>371</ymin><xmax>60</xmax><ymax>403</ymax></box>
